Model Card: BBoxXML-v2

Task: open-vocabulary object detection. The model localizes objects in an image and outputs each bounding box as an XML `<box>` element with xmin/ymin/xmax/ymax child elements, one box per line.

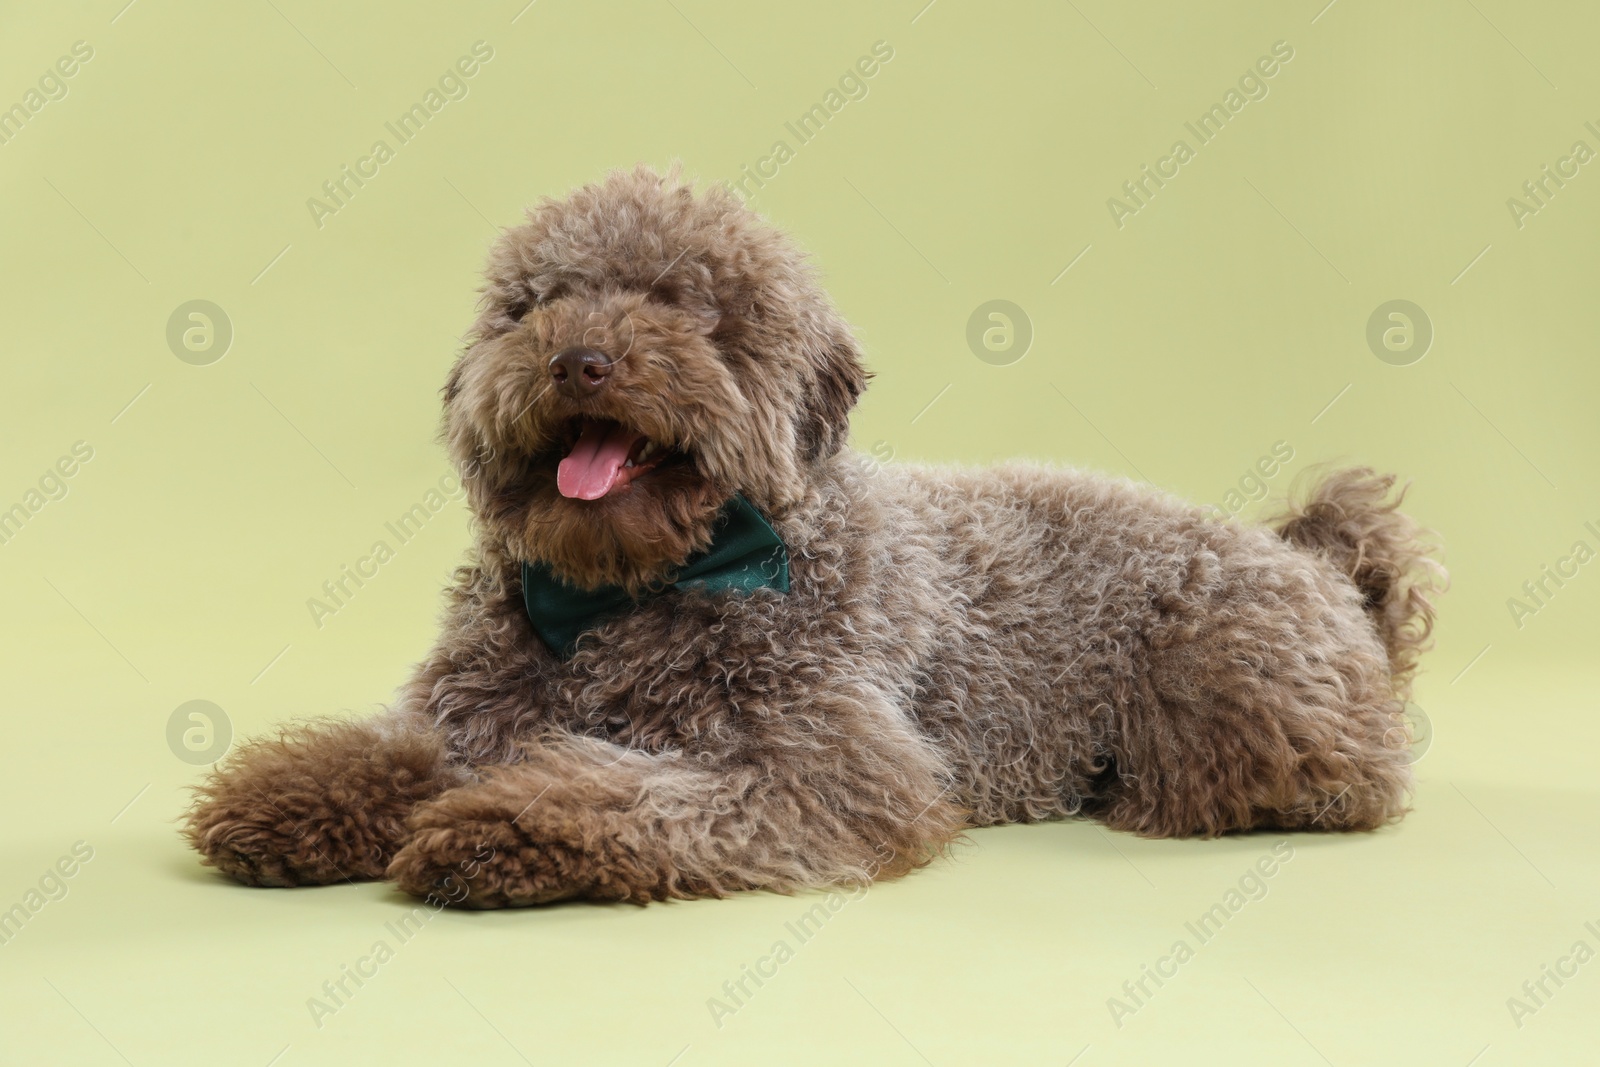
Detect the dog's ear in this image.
<box><xmin>439</xmin><ymin>354</ymin><xmax>484</xmax><ymax>503</ymax></box>
<box><xmin>442</xmin><ymin>353</ymin><xmax>465</xmax><ymax>406</ymax></box>
<box><xmin>796</xmin><ymin>326</ymin><xmax>869</xmax><ymax>461</ymax></box>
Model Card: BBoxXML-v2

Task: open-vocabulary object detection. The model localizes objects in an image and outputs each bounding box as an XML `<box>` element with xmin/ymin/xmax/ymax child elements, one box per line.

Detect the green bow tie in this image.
<box><xmin>521</xmin><ymin>494</ymin><xmax>790</xmax><ymax>658</ymax></box>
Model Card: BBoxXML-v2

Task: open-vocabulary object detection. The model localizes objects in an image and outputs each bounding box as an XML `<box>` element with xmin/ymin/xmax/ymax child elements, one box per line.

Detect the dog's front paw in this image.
<box><xmin>183</xmin><ymin>721</ymin><xmax>458</xmax><ymax>887</ymax></box>
<box><xmin>187</xmin><ymin>795</ymin><xmax>381</xmax><ymax>887</ymax></box>
<box><xmin>385</xmin><ymin>819</ymin><xmax>557</xmax><ymax>908</ymax></box>
<box><xmin>387</xmin><ymin>780</ymin><xmax>658</xmax><ymax>907</ymax></box>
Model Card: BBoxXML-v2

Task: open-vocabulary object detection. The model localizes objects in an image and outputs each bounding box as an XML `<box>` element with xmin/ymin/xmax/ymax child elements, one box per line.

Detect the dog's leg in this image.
<box><xmin>1090</xmin><ymin>641</ymin><xmax>1412</xmax><ymax>838</ymax></box>
<box><xmin>387</xmin><ymin>691</ymin><xmax>962</xmax><ymax>906</ymax></box>
<box><xmin>1091</xmin><ymin>694</ymin><xmax>1412</xmax><ymax>838</ymax></box>
<box><xmin>1075</xmin><ymin>509</ymin><xmax>1425</xmax><ymax>839</ymax></box>
<box><xmin>183</xmin><ymin>716</ymin><xmax>467</xmax><ymax>887</ymax></box>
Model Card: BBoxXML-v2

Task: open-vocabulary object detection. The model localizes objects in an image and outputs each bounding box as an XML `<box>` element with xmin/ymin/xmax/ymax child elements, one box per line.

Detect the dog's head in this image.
<box><xmin>444</xmin><ymin>165</ymin><xmax>867</xmax><ymax>592</ymax></box>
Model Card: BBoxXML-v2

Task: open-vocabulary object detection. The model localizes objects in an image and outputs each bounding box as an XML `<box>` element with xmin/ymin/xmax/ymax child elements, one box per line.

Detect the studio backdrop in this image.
<box><xmin>1</xmin><ymin>2</ymin><xmax>1596</xmax><ymax>1064</ymax></box>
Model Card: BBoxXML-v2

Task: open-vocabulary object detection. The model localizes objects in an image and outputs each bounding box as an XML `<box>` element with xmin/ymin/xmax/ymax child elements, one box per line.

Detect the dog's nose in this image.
<box><xmin>549</xmin><ymin>347</ymin><xmax>613</xmax><ymax>397</ymax></box>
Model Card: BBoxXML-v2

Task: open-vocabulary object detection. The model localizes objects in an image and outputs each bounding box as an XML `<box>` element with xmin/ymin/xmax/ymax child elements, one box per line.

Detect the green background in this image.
<box><xmin>2</xmin><ymin>1</ymin><xmax>1597</xmax><ymax>1063</ymax></box>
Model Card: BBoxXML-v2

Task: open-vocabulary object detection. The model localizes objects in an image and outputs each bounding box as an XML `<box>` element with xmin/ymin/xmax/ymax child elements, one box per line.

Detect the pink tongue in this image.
<box><xmin>557</xmin><ymin>421</ymin><xmax>643</xmax><ymax>500</ymax></box>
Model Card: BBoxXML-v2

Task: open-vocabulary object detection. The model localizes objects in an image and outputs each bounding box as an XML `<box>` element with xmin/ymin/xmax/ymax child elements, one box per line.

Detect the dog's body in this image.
<box><xmin>186</xmin><ymin>168</ymin><xmax>1442</xmax><ymax>906</ymax></box>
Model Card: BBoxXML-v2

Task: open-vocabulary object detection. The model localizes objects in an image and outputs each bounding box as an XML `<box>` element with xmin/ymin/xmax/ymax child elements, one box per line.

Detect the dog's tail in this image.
<box><xmin>1268</xmin><ymin>467</ymin><xmax>1446</xmax><ymax>696</ymax></box>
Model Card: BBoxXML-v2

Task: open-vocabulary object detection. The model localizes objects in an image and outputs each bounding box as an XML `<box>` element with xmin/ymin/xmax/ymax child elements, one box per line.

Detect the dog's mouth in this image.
<box><xmin>554</xmin><ymin>417</ymin><xmax>680</xmax><ymax>500</ymax></box>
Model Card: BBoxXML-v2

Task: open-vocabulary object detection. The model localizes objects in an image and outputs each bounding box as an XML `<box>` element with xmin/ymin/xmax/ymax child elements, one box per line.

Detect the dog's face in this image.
<box><xmin>444</xmin><ymin>166</ymin><xmax>867</xmax><ymax>592</ymax></box>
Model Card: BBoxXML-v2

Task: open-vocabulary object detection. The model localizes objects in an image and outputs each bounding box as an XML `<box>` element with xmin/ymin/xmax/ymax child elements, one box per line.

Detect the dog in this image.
<box><xmin>184</xmin><ymin>165</ymin><xmax>1444</xmax><ymax>907</ymax></box>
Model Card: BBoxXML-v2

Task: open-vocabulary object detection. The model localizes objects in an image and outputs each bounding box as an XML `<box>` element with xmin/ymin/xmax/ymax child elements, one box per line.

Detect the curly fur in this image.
<box><xmin>183</xmin><ymin>165</ymin><xmax>1446</xmax><ymax>906</ymax></box>
<box><xmin>182</xmin><ymin>721</ymin><xmax>465</xmax><ymax>886</ymax></box>
<box><xmin>1269</xmin><ymin>466</ymin><xmax>1445</xmax><ymax>699</ymax></box>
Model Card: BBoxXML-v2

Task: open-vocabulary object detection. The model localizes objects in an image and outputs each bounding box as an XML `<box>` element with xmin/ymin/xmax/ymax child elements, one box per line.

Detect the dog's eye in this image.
<box><xmin>506</xmin><ymin>283</ymin><xmax>567</xmax><ymax>324</ymax></box>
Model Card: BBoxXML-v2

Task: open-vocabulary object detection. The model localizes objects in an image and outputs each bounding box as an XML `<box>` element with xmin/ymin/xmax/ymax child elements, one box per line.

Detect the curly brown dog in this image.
<box><xmin>184</xmin><ymin>165</ymin><xmax>1445</xmax><ymax>907</ymax></box>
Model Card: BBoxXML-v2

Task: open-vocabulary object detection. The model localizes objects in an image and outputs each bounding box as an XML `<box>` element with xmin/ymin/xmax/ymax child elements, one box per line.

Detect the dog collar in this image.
<box><xmin>520</xmin><ymin>493</ymin><xmax>790</xmax><ymax>658</ymax></box>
